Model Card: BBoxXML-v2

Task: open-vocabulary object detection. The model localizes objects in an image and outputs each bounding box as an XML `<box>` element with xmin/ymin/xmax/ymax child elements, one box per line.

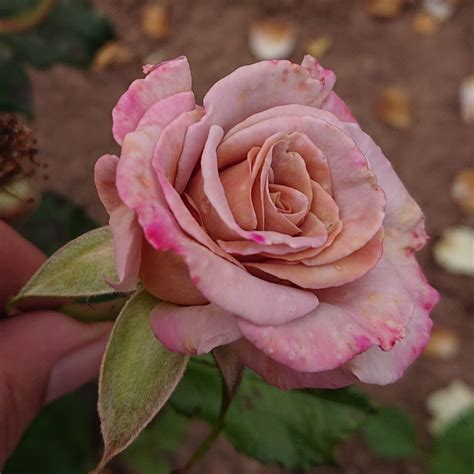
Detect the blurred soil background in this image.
<box><xmin>27</xmin><ymin>0</ymin><xmax>473</xmax><ymax>472</ymax></box>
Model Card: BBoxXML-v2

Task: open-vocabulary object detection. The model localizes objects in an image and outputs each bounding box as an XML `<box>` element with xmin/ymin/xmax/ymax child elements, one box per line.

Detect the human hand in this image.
<box><xmin>0</xmin><ymin>221</ymin><xmax>111</xmax><ymax>466</ymax></box>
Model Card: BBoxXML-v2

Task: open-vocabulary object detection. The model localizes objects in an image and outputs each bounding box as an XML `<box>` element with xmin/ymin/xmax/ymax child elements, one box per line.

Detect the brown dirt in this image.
<box><xmin>30</xmin><ymin>0</ymin><xmax>473</xmax><ymax>472</ymax></box>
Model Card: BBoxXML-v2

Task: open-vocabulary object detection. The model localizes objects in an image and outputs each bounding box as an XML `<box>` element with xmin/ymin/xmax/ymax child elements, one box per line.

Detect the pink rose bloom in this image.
<box><xmin>95</xmin><ymin>56</ymin><xmax>438</xmax><ymax>389</ymax></box>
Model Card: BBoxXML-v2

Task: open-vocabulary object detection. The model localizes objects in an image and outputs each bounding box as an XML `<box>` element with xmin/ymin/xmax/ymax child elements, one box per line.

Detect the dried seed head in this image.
<box><xmin>0</xmin><ymin>113</ymin><xmax>39</xmax><ymax>186</ymax></box>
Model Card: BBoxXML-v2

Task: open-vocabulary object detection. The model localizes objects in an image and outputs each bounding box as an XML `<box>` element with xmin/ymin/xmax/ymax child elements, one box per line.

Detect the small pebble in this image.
<box><xmin>433</xmin><ymin>226</ymin><xmax>474</xmax><ymax>276</ymax></box>
<box><xmin>249</xmin><ymin>18</ymin><xmax>297</xmax><ymax>60</ymax></box>
<box><xmin>451</xmin><ymin>169</ymin><xmax>474</xmax><ymax>214</ymax></box>
<box><xmin>374</xmin><ymin>86</ymin><xmax>413</xmax><ymax>129</ymax></box>
<box><xmin>426</xmin><ymin>380</ymin><xmax>474</xmax><ymax>434</ymax></box>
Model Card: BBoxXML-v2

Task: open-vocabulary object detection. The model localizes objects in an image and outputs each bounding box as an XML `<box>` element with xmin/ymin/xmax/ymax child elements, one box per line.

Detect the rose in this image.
<box><xmin>95</xmin><ymin>56</ymin><xmax>438</xmax><ymax>389</ymax></box>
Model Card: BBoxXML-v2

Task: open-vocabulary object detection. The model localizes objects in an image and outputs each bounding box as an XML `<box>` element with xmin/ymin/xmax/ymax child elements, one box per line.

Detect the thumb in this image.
<box><xmin>0</xmin><ymin>311</ymin><xmax>111</xmax><ymax>466</ymax></box>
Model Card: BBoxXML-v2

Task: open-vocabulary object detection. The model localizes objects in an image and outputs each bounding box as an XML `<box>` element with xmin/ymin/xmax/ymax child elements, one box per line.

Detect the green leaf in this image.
<box><xmin>172</xmin><ymin>358</ymin><xmax>373</xmax><ymax>469</ymax></box>
<box><xmin>119</xmin><ymin>406</ymin><xmax>188</xmax><ymax>474</ymax></box>
<box><xmin>362</xmin><ymin>406</ymin><xmax>417</xmax><ymax>459</ymax></box>
<box><xmin>17</xmin><ymin>191</ymin><xmax>96</xmax><ymax>256</ymax></box>
<box><xmin>59</xmin><ymin>295</ymin><xmax>128</xmax><ymax>323</ymax></box>
<box><xmin>4</xmin><ymin>386</ymin><xmax>96</xmax><ymax>474</ymax></box>
<box><xmin>0</xmin><ymin>54</ymin><xmax>32</xmax><ymax>115</ymax></box>
<box><xmin>0</xmin><ymin>0</ymin><xmax>114</xmax><ymax>69</ymax></box>
<box><xmin>97</xmin><ymin>290</ymin><xmax>189</xmax><ymax>470</ymax></box>
<box><xmin>430</xmin><ymin>407</ymin><xmax>474</xmax><ymax>474</ymax></box>
<box><xmin>10</xmin><ymin>226</ymin><xmax>120</xmax><ymax>309</ymax></box>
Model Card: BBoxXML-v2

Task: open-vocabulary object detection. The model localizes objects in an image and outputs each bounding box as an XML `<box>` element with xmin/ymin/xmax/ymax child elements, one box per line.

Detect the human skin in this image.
<box><xmin>0</xmin><ymin>221</ymin><xmax>111</xmax><ymax>467</ymax></box>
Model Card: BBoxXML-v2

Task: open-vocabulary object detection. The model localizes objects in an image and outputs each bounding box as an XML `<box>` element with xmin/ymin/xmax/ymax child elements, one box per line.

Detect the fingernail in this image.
<box><xmin>46</xmin><ymin>333</ymin><xmax>110</xmax><ymax>403</ymax></box>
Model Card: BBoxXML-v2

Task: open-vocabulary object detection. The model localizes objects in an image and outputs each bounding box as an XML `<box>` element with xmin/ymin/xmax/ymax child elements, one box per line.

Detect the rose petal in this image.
<box><xmin>112</xmin><ymin>57</ymin><xmax>192</xmax><ymax>144</ymax></box>
<box><xmin>95</xmin><ymin>154</ymin><xmax>141</xmax><ymax>291</ymax></box>
<box><xmin>347</xmin><ymin>250</ymin><xmax>439</xmax><ymax>384</ymax></box>
<box><xmin>153</xmin><ymin>108</ymin><xmax>204</xmax><ymax>183</ymax></box>
<box><xmin>116</xmin><ymin>88</ymin><xmax>198</xmax><ymax>214</ymax></box>
<box><xmin>301</xmin><ymin>55</ymin><xmax>336</xmax><ymax>101</ymax></box>
<box><xmin>285</xmin><ymin>132</ymin><xmax>332</xmax><ymax>193</ymax></box>
<box><xmin>308</xmin><ymin>180</ymin><xmax>340</xmax><ymax>232</ymax></box>
<box><xmin>204</xmin><ymin>56</ymin><xmax>335</xmax><ymax>133</ymax></box>
<box><xmin>180</xmin><ymin>238</ymin><xmax>320</xmax><ymax>325</ymax></box>
<box><xmin>140</xmin><ymin>242</ymin><xmax>207</xmax><ymax>305</ymax></box>
<box><xmin>321</xmin><ymin>91</ymin><xmax>357</xmax><ymax>123</ymax></box>
<box><xmin>139</xmin><ymin>91</ymin><xmax>196</xmax><ymax>129</ymax></box>
<box><xmin>245</xmin><ymin>228</ymin><xmax>384</xmax><ymax>289</ymax></box>
<box><xmin>231</xmin><ymin>338</ymin><xmax>356</xmax><ymax>389</ymax></box>
<box><xmin>238</xmin><ymin>252</ymin><xmax>414</xmax><ymax>373</ymax></box>
<box><xmin>219</xmin><ymin>159</ymin><xmax>257</xmax><ymax>230</ymax></box>
<box><xmin>217</xmin><ymin>239</ymin><xmax>311</xmax><ymax>257</ymax></box>
<box><xmin>219</xmin><ymin>111</ymin><xmax>386</xmax><ymax>261</ymax></box>
<box><xmin>270</xmin><ymin>142</ymin><xmax>312</xmax><ymax>206</ymax></box>
<box><xmin>174</xmin><ymin>116</ymin><xmax>213</xmax><ymax>193</ymax></box>
<box><xmin>156</xmin><ymin>168</ymin><xmax>244</xmax><ymax>268</ymax></box>
<box><xmin>191</xmin><ymin>126</ymin><xmax>328</xmax><ymax>249</ymax></box>
<box><xmin>173</xmin><ymin>57</ymin><xmax>336</xmax><ymax>192</ymax></box>
<box><xmin>345</xmin><ymin>123</ymin><xmax>427</xmax><ymax>251</ymax></box>
<box><xmin>151</xmin><ymin>303</ymin><xmax>241</xmax><ymax>355</ymax></box>
<box><xmin>349</xmin><ymin>304</ymin><xmax>432</xmax><ymax>385</ymax></box>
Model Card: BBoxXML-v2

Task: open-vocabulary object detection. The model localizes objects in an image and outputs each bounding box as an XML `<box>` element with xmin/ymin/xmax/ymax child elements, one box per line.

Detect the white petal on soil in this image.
<box><xmin>459</xmin><ymin>75</ymin><xmax>474</xmax><ymax>125</ymax></box>
<box><xmin>426</xmin><ymin>380</ymin><xmax>474</xmax><ymax>434</ymax></box>
<box><xmin>422</xmin><ymin>0</ymin><xmax>458</xmax><ymax>22</ymax></box>
<box><xmin>433</xmin><ymin>226</ymin><xmax>474</xmax><ymax>276</ymax></box>
<box><xmin>249</xmin><ymin>19</ymin><xmax>297</xmax><ymax>60</ymax></box>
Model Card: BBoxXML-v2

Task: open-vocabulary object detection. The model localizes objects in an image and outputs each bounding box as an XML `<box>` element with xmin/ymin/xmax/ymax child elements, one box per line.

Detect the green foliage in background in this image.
<box><xmin>120</xmin><ymin>407</ymin><xmax>188</xmax><ymax>474</ymax></box>
<box><xmin>16</xmin><ymin>191</ymin><xmax>96</xmax><ymax>255</ymax></box>
<box><xmin>0</xmin><ymin>0</ymin><xmax>114</xmax><ymax>116</ymax></box>
<box><xmin>171</xmin><ymin>358</ymin><xmax>375</xmax><ymax>469</ymax></box>
<box><xmin>4</xmin><ymin>387</ymin><xmax>97</xmax><ymax>474</ymax></box>
<box><xmin>430</xmin><ymin>408</ymin><xmax>474</xmax><ymax>474</ymax></box>
<box><xmin>362</xmin><ymin>406</ymin><xmax>417</xmax><ymax>459</ymax></box>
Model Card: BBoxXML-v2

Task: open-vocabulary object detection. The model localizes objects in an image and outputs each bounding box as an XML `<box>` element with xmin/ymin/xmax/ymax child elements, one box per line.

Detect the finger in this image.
<box><xmin>0</xmin><ymin>220</ymin><xmax>45</xmax><ymax>310</ymax></box>
<box><xmin>0</xmin><ymin>311</ymin><xmax>112</xmax><ymax>466</ymax></box>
